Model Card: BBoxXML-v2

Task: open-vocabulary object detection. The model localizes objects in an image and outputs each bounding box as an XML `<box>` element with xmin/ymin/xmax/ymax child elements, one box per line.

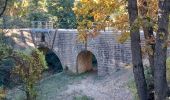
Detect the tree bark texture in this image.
<box><xmin>128</xmin><ymin>0</ymin><xmax>148</xmax><ymax>99</ymax></box>
<box><xmin>0</xmin><ymin>0</ymin><xmax>8</xmax><ymax>17</ymax></box>
<box><xmin>154</xmin><ymin>0</ymin><xmax>170</xmax><ymax>99</ymax></box>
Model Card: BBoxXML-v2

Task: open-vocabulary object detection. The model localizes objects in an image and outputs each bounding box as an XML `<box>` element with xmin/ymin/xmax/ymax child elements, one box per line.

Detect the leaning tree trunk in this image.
<box><xmin>128</xmin><ymin>0</ymin><xmax>148</xmax><ymax>99</ymax></box>
<box><xmin>154</xmin><ymin>0</ymin><xmax>170</xmax><ymax>99</ymax></box>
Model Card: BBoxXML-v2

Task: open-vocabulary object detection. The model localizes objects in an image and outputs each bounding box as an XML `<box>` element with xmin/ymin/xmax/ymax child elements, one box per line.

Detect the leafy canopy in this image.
<box><xmin>12</xmin><ymin>49</ymin><xmax>47</xmax><ymax>99</ymax></box>
<box><xmin>73</xmin><ymin>0</ymin><xmax>158</xmax><ymax>43</ymax></box>
<box><xmin>47</xmin><ymin>0</ymin><xmax>77</xmax><ymax>28</ymax></box>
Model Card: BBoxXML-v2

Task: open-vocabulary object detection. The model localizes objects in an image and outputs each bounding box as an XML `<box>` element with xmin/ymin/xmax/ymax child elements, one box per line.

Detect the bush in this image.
<box><xmin>0</xmin><ymin>32</ymin><xmax>14</xmax><ymax>88</ymax></box>
<box><xmin>127</xmin><ymin>80</ymin><xmax>139</xmax><ymax>100</ymax></box>
<box><xmin>0</xmin><ymin>59</ymin><xmax>15</xmax><ymax>88</ymax></box>
<box><xmin>0</xmin><ymin>87</ymin><xmax>6</xmax><ymax>100</ymax></box>
<box><xmin>12</xmin><ymin>49</ymin><xmax>47</xmax><ymax>100</ymax></box>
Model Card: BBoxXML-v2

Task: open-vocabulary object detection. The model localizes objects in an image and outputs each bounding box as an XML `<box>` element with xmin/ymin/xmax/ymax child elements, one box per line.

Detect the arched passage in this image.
<box><xmin>38</xmin><ymin>47</ymin><xmax>63</xmax><ymax>73</ymax></box>
<box><xmin>76</xmin><ymin>50</ymin><xmax>97</xmax><ymax>74</ymax></box>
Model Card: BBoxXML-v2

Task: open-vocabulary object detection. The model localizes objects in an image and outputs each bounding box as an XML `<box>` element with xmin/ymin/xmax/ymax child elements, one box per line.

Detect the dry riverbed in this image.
<box><xmin>7</xmin><ymin>67</ymin><xmax>134</xmax><ymax>100</ymax></box>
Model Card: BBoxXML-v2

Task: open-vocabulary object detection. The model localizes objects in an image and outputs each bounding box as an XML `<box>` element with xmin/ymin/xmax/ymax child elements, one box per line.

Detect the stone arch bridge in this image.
<box><xmin>30</xmin><ymin>29</ymin><xmax>132</xmax><ymax>76</ymax></box>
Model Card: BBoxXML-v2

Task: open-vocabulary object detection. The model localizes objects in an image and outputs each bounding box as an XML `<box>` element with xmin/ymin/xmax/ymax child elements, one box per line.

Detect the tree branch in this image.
<box><xmin>0</xmin><ymin>0</ymin><xmax>8</xmax><ymax>17</ymax></box>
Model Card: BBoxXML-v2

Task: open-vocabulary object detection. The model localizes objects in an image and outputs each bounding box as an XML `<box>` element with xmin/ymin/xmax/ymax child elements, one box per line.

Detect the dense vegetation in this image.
<box><xmin>0</xmin><ymin>30</ymin><xmax>47</xmax><ymax>100</ymax></box>
<box><xmin>0</xmin><ymin>0</ymin><xmax>170</xmax><ymax>100</ymax></box>
<box><xmin>0</xmin><ymin>0</ymin><xmax>77</xmax><ymax>29</ymax></box>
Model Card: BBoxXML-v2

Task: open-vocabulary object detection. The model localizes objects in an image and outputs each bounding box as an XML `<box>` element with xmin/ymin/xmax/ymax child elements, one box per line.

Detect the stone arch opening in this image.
<box><xmin>76</xmin><ymin>50</ymin><xmax>97</xmax><ymax>74</ymax></box>
<box><xmin>41</xmin><ymin>32</ymin><xmax>45</xmax><ymax>42</ymax></box>
<box><xmin>38</xmin><ymin>47</ymin><xmax>63</xmax><ymax>73</ymax></box>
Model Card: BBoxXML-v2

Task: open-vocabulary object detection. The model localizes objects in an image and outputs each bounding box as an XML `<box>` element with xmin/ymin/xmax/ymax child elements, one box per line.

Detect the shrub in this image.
<box><xmin>127</xmin><ymin>79</ymin><xmax>139</xmax><ymax>100</ymax></box>
<box><xmin>0</xmin><ymin>87</ymin><xmax>6</xmax><ymax>100</ymax></box>
<box><xmin>12</xmin><ymin>49</ymin><xmax>47</xmax><ymax>100</ymax></box>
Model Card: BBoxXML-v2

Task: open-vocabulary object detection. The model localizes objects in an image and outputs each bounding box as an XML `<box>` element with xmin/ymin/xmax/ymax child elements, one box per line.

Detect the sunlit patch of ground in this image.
<box><xmin>7</xmin><ymin>67</ymin><xmax>133</xmax><ymax>100</ymax></box>
<box><xmin>4</xmin><ymin>29</ymin><xmax>35</xmax><ymax>49</ymax></box>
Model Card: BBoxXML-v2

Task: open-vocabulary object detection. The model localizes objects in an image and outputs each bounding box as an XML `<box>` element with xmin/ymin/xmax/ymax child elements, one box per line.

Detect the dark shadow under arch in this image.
<box><xmin>76</xmin><ymin>50</ymin><xmax>98</xmax><ymax>74</ymax></box>
<box><xmin>38</xmin><ymin>47</ymin><xmax>63</xmax><ymax>73</ymax></box>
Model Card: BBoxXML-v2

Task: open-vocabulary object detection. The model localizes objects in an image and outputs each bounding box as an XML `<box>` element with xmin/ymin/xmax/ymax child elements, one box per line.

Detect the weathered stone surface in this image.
<box><xmin>30</xmin><ymin>29</ymin><xmax>133</xmax><ymax>76</ymax></box>
<box><xmin>6</xmin><ymin>29</ymin><xmax>170</xmax><ymax>77</ymax></box>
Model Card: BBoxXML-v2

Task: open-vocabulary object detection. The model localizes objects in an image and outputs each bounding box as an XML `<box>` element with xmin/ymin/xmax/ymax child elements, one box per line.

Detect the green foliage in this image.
<box><xmin>1</xmin><ymin>16</ymin><xmax>30</xmax><ymax>28</ymax></box>
<box><xmin>0</xmin><ymin>32</ymin><xmax>13</xmax><ymax>62</ymax></box>
<box><xmin>0</xmin><ymin>43</ymin><xmax>12</xmax><ymax>61</ymax></box>
<box><xmin>47</xmin><ymin>0</ymin><xmax>77</xmax><ymax>28</ymax></box>
<box><xmin>29</xmin><ymin>0</ymin><xmax>47</xmax><ymax>13</ymax></box>
<box><xmin>0</xmin><ymin>31</ymin><xmax>47</xmax><ymax>99</ymax></box>
<box><xmin>144</xmin><ymin>67</ymin><xmax>153</xmax><ymax>87</ymax></box>
<box><xmin>127</xmin><ymin>80</ymin><xmax>139</xmax><ymax>100</ymax></box>
<box><xmin>73</xmin><ymin>95</ymin><xmax>93</xmax><ymax>100</ymax></box>
<box><xmin>28</xmin><ymin>12</ymin><xmax>57</xmax><ymax>22</ymax></box>
<box><xmin>33</xmin><ymin>49</ymin><xmax>48</xmax><ymax>70</ymax></box>
<box><xmin>2</xmin><ymin>0</ymin><xmax>48</xmax><ymax>28</ymax></box>
<box><xmin>0</xmin><ymin>87</ymin><xmax>6</xmax><ymax>100</ymax></box>
<box><xmin>3</xmin><ymin>0</ymin><xmax>77</xmax><ymax>29</ymax></box>
<box><xmin>12</xmin><ymin>49</ymin><xmax>47</xmax><ymax>100</ymax></box>
<box><xmin>5</xmin><ymin>0</ymin><xmax>30</xmax><ymax>17</ymax></box>
<box><xmin>7</xmin><ymin>72</ymin><xmax>91</xmax><ymax>100</ymax></box>
<box><xmin>0</xmin><ymin>32</ymin><xmax>11</xmax><ymax>99</ymax></box>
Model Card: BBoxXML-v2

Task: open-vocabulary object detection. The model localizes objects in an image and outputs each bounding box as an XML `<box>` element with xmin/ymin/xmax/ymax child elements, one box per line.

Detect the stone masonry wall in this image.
<box><xmin>30</xmin><ymin>29</ymin><xmax>133</xmax><ymax>76</ymax></box>
<box><xmin>9</xmin><ymin>29</ymin><xmax>170</xmax><ymax>76</ymax></box>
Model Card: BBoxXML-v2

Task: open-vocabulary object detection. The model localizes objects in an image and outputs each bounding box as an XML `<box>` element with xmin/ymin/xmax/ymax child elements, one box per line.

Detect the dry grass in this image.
<box><xmin>6</xmin><ymin>72</ymin><xmax>89</xmax><ymax>100</ymax></box>
<box><xmin>127</xmin><ymin>79</ymin><xmax>139</xmax><ymax>100</ymax></box>
<box><xmin>166</xmin><ymin>57</ymin><xmax>170</xmax><ymax>84</ymax></box>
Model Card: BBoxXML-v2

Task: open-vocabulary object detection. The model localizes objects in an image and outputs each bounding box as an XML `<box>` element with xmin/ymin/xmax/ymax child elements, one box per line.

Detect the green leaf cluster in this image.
<box><xmin>12</xmin><ymin>49</ymin><xmax>47</xmax><ymax>99</ymax></box>
<box><xmin>0</xmin><ymin>27</ymin><xmax>47</xmax><ymax>100</ymax></box>
<box><xmin>47</xmin><ymin>0</ymin><xmax>77</xmax><ymax>28</ymax></box>
<box><xmin>0</xmin><ymin>32</ymin><xmax>13</xmax><ymax>62</ymax></box>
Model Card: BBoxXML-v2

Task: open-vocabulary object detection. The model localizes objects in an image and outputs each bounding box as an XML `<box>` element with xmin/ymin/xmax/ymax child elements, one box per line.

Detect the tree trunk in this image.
<box><xmin>26</xmin><ymin>90</ymin><xmax>31</xmax><ymax>100</ymax></box>
<box><xmin>154</xmin><ymin>0</ymin><xmax>170</xmax><ymax>99</ymax></box>
<box><xmin>2</xmin><ymin>15</ymin><xmax>7</xmax><ymax>29</ymax></box>
<box><xmin>142</xmin><ymin>19</ymin><xmax>155</xmax><ymax>100</ymax></box>
<box><xmin>0</xmin><ymin>0</ymin><xmax>8</xmax><ymax>17</ymax></box>
<box><xmin>128</xmin><ymin>0</ymin><xmax>148</xmax><ymax>99</ymax></box>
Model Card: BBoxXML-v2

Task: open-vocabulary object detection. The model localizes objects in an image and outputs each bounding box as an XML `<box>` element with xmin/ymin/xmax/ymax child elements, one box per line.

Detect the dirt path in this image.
<box><xmin>57</xmin><ymin>68</ymin><xmax>133</xmax><ymax>100</ymax></box>
<box><xmin>37</xmin><ymin>67</ymin><xmax>134</xmax><ymax>100</ymax></box>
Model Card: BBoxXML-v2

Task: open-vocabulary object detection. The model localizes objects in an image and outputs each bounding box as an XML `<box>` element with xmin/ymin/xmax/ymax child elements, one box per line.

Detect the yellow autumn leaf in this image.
<box><xmin>117</xmin><ymin>32</ymin><xmax>130</xmax><ymax>44</ymax></box>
